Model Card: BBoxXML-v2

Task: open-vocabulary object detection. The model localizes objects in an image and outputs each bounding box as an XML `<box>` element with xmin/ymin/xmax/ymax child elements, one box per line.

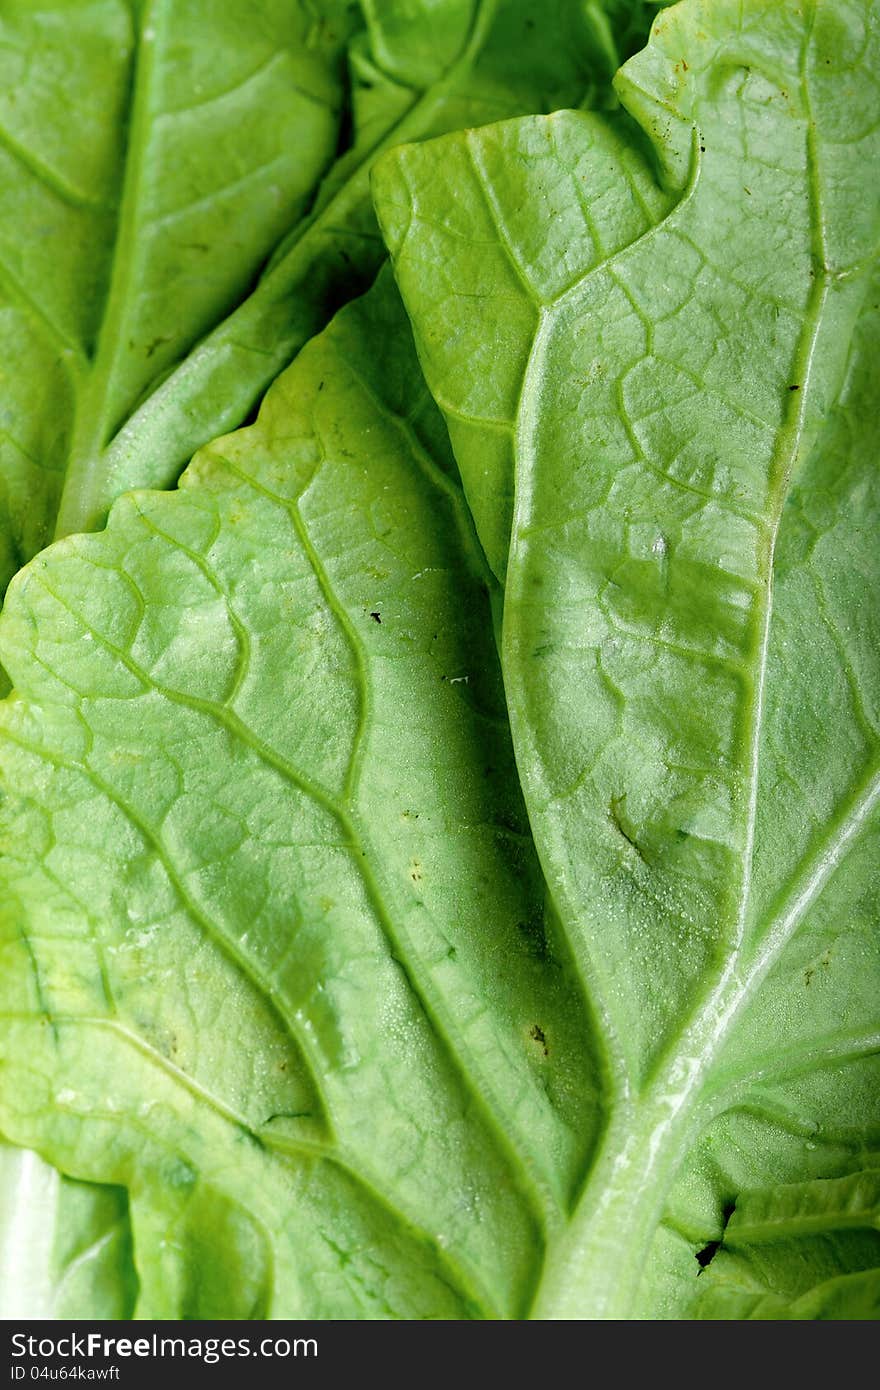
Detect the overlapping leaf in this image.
<box><xmin>2</xmin><ymin>0</ymin><xmax>648</xmax><ymax>574</ymax></box>
<box><xmin>695</xmin><ymin>1169</ymin><xmax>880</xmax><ymax>1319</ymax></box>
<box><xmin>1</xmin><ymin>0</ymin><xmax>877</xmax><ymax>1321</ymax></box>
<box><xmin>0</xmin><ymin>0</ymin><xmax>664</xmax><ymax>1305</ymax></box>
<box><xmin>0</xmin><ymin>272</ymin><xmax>599</xmax><ymax>1317</ymax></box>
<box><xmin>96</xmin><ymin>0</ymin><xmax>653</xmax><ymax>532</ymax></box>
<box><xmin>0</xmin><ymin>1142</ymin><xmax>135</xmax><ymax>1318</ymax></box>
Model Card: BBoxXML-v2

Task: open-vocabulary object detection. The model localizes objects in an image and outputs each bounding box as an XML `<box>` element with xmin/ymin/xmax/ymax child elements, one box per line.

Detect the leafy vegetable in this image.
<box><xmin>375</xmin><ymin>0</ymin><xmax>880</xmax><ymax>1317</ymax></box>
<box><xmin>695</xmin><ymin>1168</ymin><xmax>880</xmax><ymax>1319</ymax></box>
<box><xmin>0</xmin><ymin>0</ymin><xmax>637</xmax><ymax>591</ymax></box>
<box><xmin>0</xmin><ymin>270</ymin><xmax>600</xmax><ymax>1318</ymax></box>
<box><xmin>0</xmin><ymin>0</ymin><xmax>656</xmax><ymax>1291</ymax></box>
<box><xmin>0</xmin><ymin>0</ymin><xmax>877</xmax><ymax>1320</ymax></box>
<box><xmin>0</xmin><ymin>0</ymin><xmax>353</xmax><ymax>580</ymax></box>
<box><xmin>0</xmin><ymin>1141</ymin><xmax>135</xmax><ymax>1319</ymax></box>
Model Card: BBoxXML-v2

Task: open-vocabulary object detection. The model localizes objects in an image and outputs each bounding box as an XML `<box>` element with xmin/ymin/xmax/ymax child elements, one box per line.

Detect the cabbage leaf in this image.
<box><xmin>375</xmin><ymin>0</ymin><xmax>880</xmax><ymax>1317</ymax></box>
<box><xmin>0</xmin><ymin>0</ymin><xmax>877</xmax><ymax>1320</ymax></box>
<box><xmin>0</xmin><ymin>0</ymin><xmax>353</xmax><ymax>577</ymax></box>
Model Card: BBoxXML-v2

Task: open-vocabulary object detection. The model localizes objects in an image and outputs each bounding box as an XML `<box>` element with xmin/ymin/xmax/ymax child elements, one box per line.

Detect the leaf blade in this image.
<box><xmin>375</xmin><ymin>0</ymin><xmax>880</xmax><ymax>1317</ymax></box>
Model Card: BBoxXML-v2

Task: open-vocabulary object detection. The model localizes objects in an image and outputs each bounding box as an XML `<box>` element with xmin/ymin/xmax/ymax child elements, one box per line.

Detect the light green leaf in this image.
<box><xmin>375</xmin><ymin>0</ymin><xmax>880</xmax><ymax>1317</ymax></box>
<box><xmin>0</xmin><ymin>0</ymin><xmax>660</xmax><ymax>590</ymax></box>
<box><xmin>0</xmin><ymin>1141</ymin><xmax>135</xmax><ymax>1318</ymax></box>
<box><xmin>4</xmin><ymin>0</ymin><xmax>877</xmax><ymax>1322</ymax></box>
<box><xmin>81</xmin><ymin>0</ymin><xmax>658</xmax><ymax>551</ymax></box>
<box><xmin>0</xmin><ymin>0</ymin><xmax>352</xmax><ymax>577</ymax></box>
<box><xmin>635</xmin><ymin>278</ymin><xmax>880</xmax><ymax>1318</ymax></box>
<box><xmin>694</xmin><ymin>1169</ymin><xmax>880</xmax><ymax>1319</ymax></box>
<box><xmin>577</xmin><ymin>2</ymin><xmax>681</xmax><ymax>111</ymax></box>
<box><xmin>0</xmin><ymin>271</ymin><xmax>596</xmax><ymax>1318</ymax></box>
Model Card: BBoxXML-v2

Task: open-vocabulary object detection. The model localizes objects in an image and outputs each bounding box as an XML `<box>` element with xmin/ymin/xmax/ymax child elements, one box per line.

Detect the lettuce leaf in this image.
<box><xmin>0</xmin><ymin>0</ymin><xmax>636</xmax><ymax>577</ymax></box>
<box><xmin>0</xmin><ymin>270</ymin><xmax>601</xmax><ymax>1318</ymax></box>
<box><xmin>0</xmin><ymin>1141</ymin><xmax>135</xmax><ymax>1318</ymax></box>
<box><xmin>375</xmin><ymin>0</ymin><xmax>880</xmax><ymax>1317</ymax></box>
<box><xmin>1</xmin><ymin>0</ymin><xmax>877</xmax><ymax>1320</ymax></box>
<box><xmin>0</xmin><ymin>0</ymin><xmax>353</xmax><ymax>577</ymax></box>
<box><xmin>0</xmin><ymin>1</ymin><xmax>659</xmax><ymax>1271</ymax></box>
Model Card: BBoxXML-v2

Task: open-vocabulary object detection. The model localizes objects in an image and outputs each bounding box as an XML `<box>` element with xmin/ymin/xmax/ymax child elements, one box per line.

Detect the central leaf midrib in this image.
<box><xmin>491</xmin><ymin>127</ymin><xmax>711</xmax><ymax>1109</ymax></box>
<box><xmin>55</xmin><ymin>0</ymin><xmax>157</xmax><ymax>542</ymax></box>
<box><xmin>637</xmin><ymin>3</ymin><xmax>845</xmax><ymax>1103</ymax></box>
<box><xmin>510</xmin><ymin>11</ymin><xmax>875</xmax><ymax>1315</ymax></box>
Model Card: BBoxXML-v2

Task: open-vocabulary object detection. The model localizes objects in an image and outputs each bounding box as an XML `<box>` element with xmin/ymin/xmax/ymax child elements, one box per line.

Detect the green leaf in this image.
<box><xmin>577</xmin><ymin>3</ymin><xmax>681</xmax><ymax>111</ymax></box>
<box><xmin>4</xmin><ymin>0</ymin><xmax>877</xmax><ymax>1322</ymax></box>
<box><xmin>70</xmin><ymin>0</ymin><xmax>657</xmax><ymax>553</ymax></box>
<box><xmin>375</xmin><ymin>0</ymin><xmax>880</xmax><ymax>1316</ymax></box>
<box><xmin>694</xmin><ymin>1169</ymin><xmax>880</xmax><ymax>1319</ymax></box>
<box><xmin>0</xmin><ymin>1140</ymin><xmax>136</xmax><ymax>1318</ymax></box>
<box><xmin>0</xmin><ymin>0</ymin><xmax>353</xmax><ymax>578</ymax></box>
<box><xmin>0</xmin><ymin>0</ymin><xmax>660</xmax><ymax>596</ymax></box>
<box><xmin>0</xmin><ymin>271</ymin><xmax>597</xmax><ymax>1318</ymax></box>
<box><xmin>636</xmin><ymin>276</ymin><xmax>880</xmax><ymax>1319</ymax></box>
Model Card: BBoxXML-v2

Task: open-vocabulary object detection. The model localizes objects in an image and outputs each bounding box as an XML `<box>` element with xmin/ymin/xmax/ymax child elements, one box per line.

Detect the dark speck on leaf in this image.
<box><xmin>695</xmin><ymin>1238</ymin><xmax>721</xmax><ymax>1270</ymax></box>
<box><xmin>529</xmin><ymin>1024</ymin><xmax>549</xmax><ymax>1057</ymax></box>
<box><xmin>696</xmin><ymin>1203</ymin><xmax>735</xmax><ymax>1272</ymax></box>
<box><xmin>789</xmin><ymin>384</ymin><xmax>800</xmax><ymax>391</ymax></box>
<box><xmin>370</xmin><ymin>611</ymin><xmax>381</xmax><ymax>623</ymax></box>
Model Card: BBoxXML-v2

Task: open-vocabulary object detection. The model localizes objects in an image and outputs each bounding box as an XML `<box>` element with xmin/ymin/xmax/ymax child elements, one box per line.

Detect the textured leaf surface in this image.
<box><xmin>2</xmin><ymin>0</ymin><xmax>878</xmax><ymax>1322</ymax></box>
<box><xmin>84</xmin><ymin>0</ymin><xmax>655</xmax><ymax>554</ymax></box>
<box><xmin>0</xmin><ymin>272</ymin><xmax>597</xmax><ymax>1318</ymax></box>
<box><xmin>0</xmin><ymin>0</ymin><xmax>662</xmax><ymax>1315</ymax></box>
<box><xmin>375</xmin><ymin>0</ymin><xmax>880</xmax><ymax>1316</ymax></box>
<box><xmin>0</xmin><ymin>0</ymin><xmax>351</xmax><ymax>576</ymax></box>
<box><xmin>635</xmin><ymin>278</ymin><xmax>880</xmax><ymax>1318</ymax></box>
<box><xmin>694</xmin><ymin>1169</ymin><xmax>880</xmax><ymax>1319</ymax></box>
<box><xmin>0</xmin><ymin>1141</ymin><xmax>135</xmax><ymax>1319</ymax></box>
